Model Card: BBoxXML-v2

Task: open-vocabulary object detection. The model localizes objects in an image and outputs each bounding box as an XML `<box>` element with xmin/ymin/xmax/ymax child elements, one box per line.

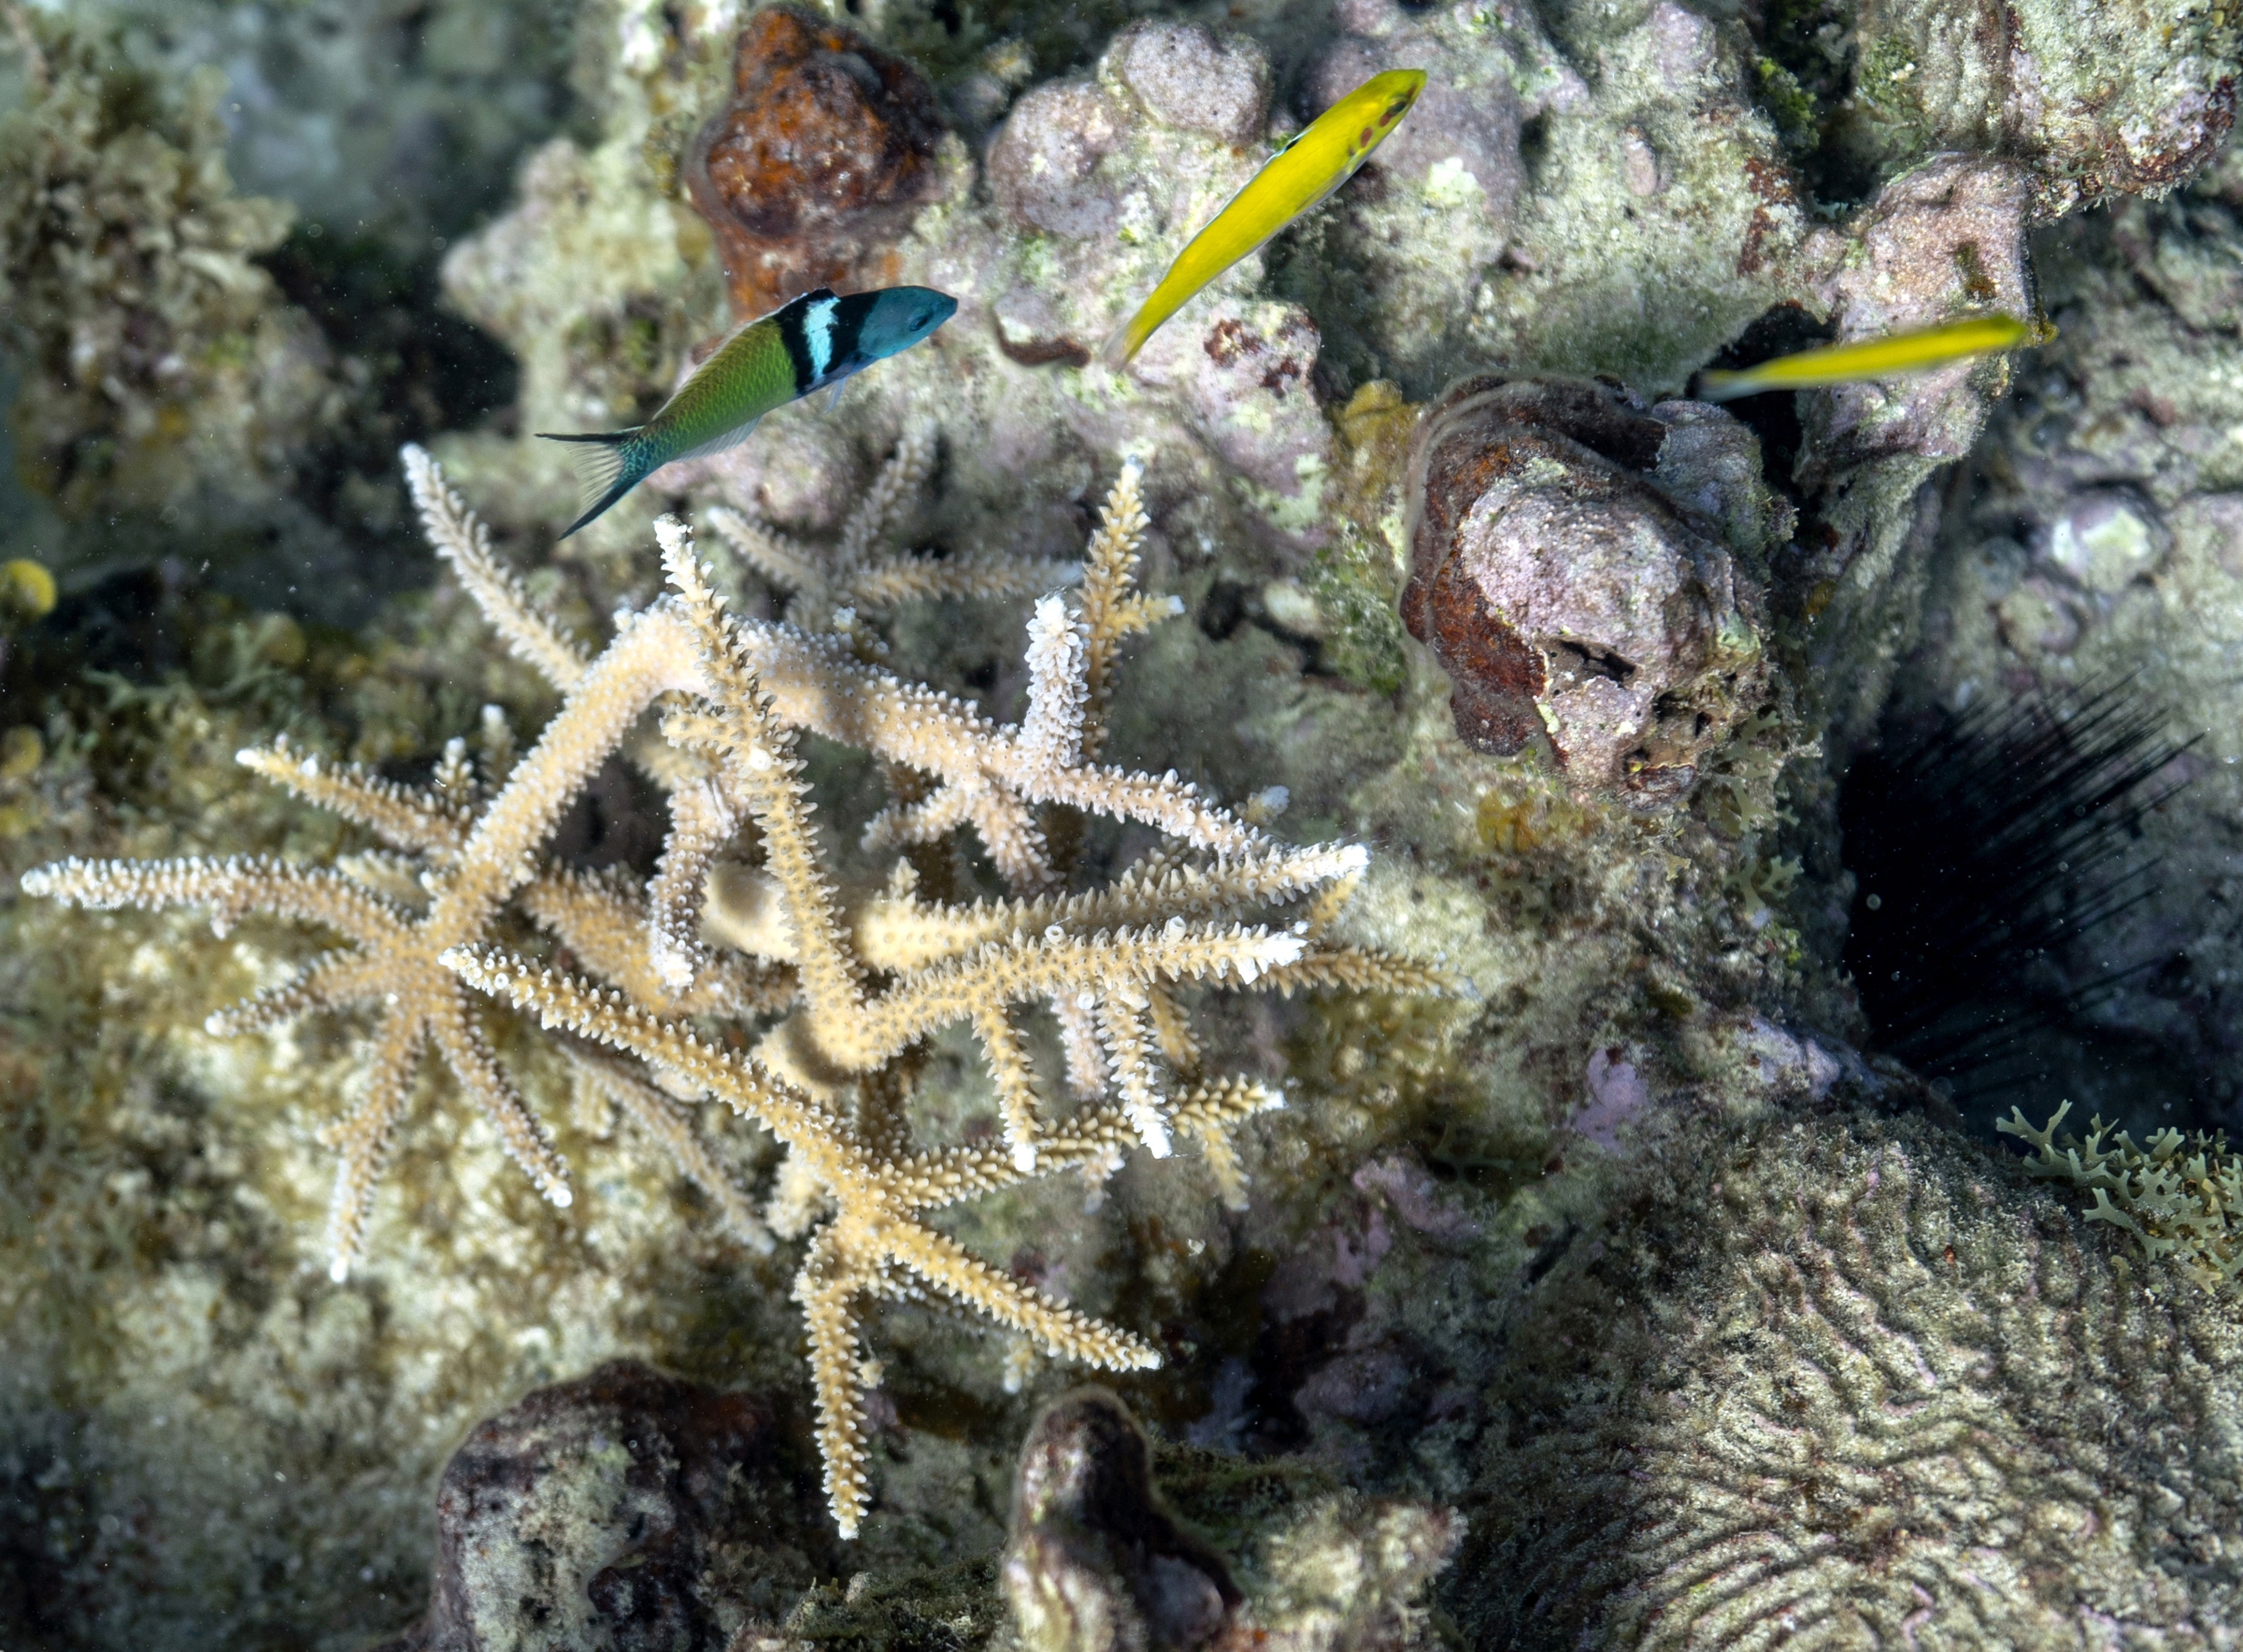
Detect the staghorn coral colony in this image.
<box><xmin>28</xmin><ymin>445</ymin><xmax>1438</xmax><ymax>1539</ymax></box>
<box><xmin>3</xmin><ymin>0</ymin><xmax>2243</xmax><ymax>1647</ymax></box>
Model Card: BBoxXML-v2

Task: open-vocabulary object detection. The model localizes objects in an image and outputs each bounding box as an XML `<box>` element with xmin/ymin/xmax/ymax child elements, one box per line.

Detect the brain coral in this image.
<box><xmin>1458</xmin><ymin>1110</ymin><xmax>2243</xmax><ymax>1648</ymax></box>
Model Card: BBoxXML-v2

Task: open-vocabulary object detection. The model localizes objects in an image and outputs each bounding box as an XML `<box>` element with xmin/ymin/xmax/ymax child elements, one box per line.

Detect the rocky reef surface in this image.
<box><xmin>1</xmin><ymin>0</ymin><xmax>2239</xmax><ymax>1647</ymax></box>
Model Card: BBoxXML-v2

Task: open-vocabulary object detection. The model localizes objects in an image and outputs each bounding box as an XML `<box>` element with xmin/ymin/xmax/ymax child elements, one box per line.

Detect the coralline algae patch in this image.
<box><xmin>685</xmin><ymin>7</ymin><xmax>947</xmax><ymax>320</ymax></box>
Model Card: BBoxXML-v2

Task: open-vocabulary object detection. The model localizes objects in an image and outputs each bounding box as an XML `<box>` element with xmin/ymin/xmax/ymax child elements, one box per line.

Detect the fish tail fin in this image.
<box><xmin>537</xmin><ymin>428</ymin><xmax>648</xmax><ymax>539</ymax></box>
<box><xmin>1098</xmin><ymin>311</ymin><xmax>1151</xmax><ymax>373</ymax></box>
<box><xmin>1693</xmin><ymin>370</ymin><xmax>1751</xmax><ymax>404</ymax></box>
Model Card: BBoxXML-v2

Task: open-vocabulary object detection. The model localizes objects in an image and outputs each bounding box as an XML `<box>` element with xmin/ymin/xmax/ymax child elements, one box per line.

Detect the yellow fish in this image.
<box><xmin>1</xmin><ymin>557</ymin><xmax>55</xmax><ymax>622</ymax></box>
<box><xmin>1100</xmin><ymin>69</ymin><xmax>1427</xmax><ymax>370</ymax></box>
<box><xmin>1697</xmin><ymin>313</ymin><xmax>2055</xmax><ymax>401</ymax></box>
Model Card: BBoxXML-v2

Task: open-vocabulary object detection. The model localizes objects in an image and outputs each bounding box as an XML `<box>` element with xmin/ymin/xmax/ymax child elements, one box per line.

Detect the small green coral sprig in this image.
<box><xmin>1999</xmin><ymin>1101</ymin><xmax>2243</xmax><ymax>1284</ymax></box>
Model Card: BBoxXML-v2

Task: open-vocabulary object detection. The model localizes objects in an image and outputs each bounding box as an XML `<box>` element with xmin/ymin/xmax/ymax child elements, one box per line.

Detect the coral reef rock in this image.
<box><xmin>371</xmin><ymin>1361</ymin><xmax>826</xmax><ymax>1652</ymax></box>
<box><xmin>1111</xmin><ymin>20</ymin><xmax>1272</xmax><ymax>148</ymax></box>
<box><xmin>1242</xmin><ymin>1496</ymin><xmax>1461</xmax><ymax>1652</ymax></box>
<box><xmin>1884</xmin><ymin>138</ymin><xmax>2243</xmax><ymax>1125</ymax></box>
<box><xmin>0</xmin><ymin>25</ymin><xmax>335</xmax><ymax>522</ymax></box>
<box><xmin>446</xmin><ymin>11</ymin><xmax>1340</xmax><ymax>562</ymax></box>
<box><xmin>1829</xmin><ymin>0</ymin><xmax>2234</xmax><ymax>216</ymax></box>
<box><xmin>1400</xmin><ymin>376</ymin><xmax>1776</xmax><ymax>806</ymax></box>
<box><xmin>686</xmin><ymin>6</ymin><xmax>947</xmax><ymax>319</ymax></box>
<box><xmin>1459</xmin><ymin>1110</ymin><xmax>2243</xmax><ymax>1647</ymax></box>
<box><xmin>1780</xmin><ymin>156</ymin><xmax>2041</xmax><ymax>740</ymax></box>
<box><xmin>1301</xmin><ymin>0</ymin><xmax>1579</xmax><ymax>391</ymax></box>
<box><xmin>1003</xmin><ymin>1388</ymin><xmax>1237</xmax><ymax>1652</ymax></box>
<box><xmin>1001</xmin><ymin>1390</ymin><xmax>1462</xmax><ymax>1652</ymax></box>
<box><xmin>1803</xmin><ymin>157</ymin><xmax>2038</xmax><ymax>479</ymax></box>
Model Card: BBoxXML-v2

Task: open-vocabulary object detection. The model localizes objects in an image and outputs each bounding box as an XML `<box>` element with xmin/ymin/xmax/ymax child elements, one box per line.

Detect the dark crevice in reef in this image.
<box><xmin>1751</xmin><ymin>0</ymin><xmax>1890</xmax><ymax>209</ymax></box>
<box><xmin>1198</xmin><ymin>575</ymin><xmax>1336</xmax><ymax>679</ymax></box>
<box><xmin>1693</xmin><ymin>301</ymin><xmax>1837</xmax><ymax>497</ymax></box>
<box><xmin>238</xmin><ymin>229</ymin><xmax>524</xmax><ymax>622</ymax></box>
<box><xmin>1837</xmin><ymin>680</ymin><xmax>2200</xmax><ymax>1133</ymax></box>
<box><xmin>263</xmin><ymin>230</ymin><xmax>521</xmax><ymax>465</ymax></box>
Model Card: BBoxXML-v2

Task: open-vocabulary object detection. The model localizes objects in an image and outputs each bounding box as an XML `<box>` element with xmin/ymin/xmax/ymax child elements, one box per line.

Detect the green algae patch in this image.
<box><xmin>2002</xmin><ymin>1102</ymin><xmax>2243</xmax><ymax>1285</ymax></box>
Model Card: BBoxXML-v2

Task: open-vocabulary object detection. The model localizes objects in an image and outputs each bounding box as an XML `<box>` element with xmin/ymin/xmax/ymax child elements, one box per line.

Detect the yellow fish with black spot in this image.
<box><xmin>1696</xmin><ymin>313</ymin><xmax>2055</xmax><ymax>401</ymax></box>
<box><xmin>1100</xmin><ymin>69</ymin><xmax>1427</xmax><ymax>370</ymax></box>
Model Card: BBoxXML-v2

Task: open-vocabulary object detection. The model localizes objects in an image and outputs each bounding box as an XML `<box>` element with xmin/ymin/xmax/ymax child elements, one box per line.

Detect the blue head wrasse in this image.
<box><xmin>1696</xmin><ymin>312</ymin><xmax>2055</xmax><ymax>402</ymax></box>
<box><xmin>1100</xmin><ymin>69</ymin><xmax>1427</xmax><ymax>370</ymax></box>
<box><xmin>540</xmin><ymin>284</ymin><xmax>958</xmax><ymax>538</ymax></box>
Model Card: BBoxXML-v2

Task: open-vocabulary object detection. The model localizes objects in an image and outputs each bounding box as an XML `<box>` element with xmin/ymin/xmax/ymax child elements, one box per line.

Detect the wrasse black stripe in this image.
<box><xmin>777</xmin><ymin>288</ymin><xmax>831</xmax><ymax>396</ymax></box>
<box><xmin>824</xmin><ymin>294</ymin><xmax>872</xmax><ymax>385</ymax></box>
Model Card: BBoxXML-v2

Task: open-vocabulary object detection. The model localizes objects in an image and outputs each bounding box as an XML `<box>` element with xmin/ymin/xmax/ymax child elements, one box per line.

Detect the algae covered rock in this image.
<box><xmin>1003</xmin><ymin>1388</ymin><xmax>1236</xmax><ymax>1652</ymax></box>
<box><xmin>1400</xmin><ymin>376</ymin><xmax>1776</xmax><ymax>806</ymax></box>
<box><xmin>1801</xmin><ymin>156</ymin><xmax>2039</xmax><ymax>477</ymax></box>
<box><xmin>1001</xmin><ymin>1388</ymin><xmax>1459</xmax><ymax>1652</ymax></box>
<box><xmin>374</xmin><ymin>1361</ymin><xmax>828</xmax><ymax>1652</ymax></box>
<box><xmin>1822</xmin><ymin>0</ymin><xmax>2235</xmax><ymax>215</ymax></box>
<box><xmin>685</xmin><ymin>7</ymin><xmax>948</xmax><ymax>319</ymax></box>
<box><xmin>987</xmin><ymin>77</ymin><xmax>1138</xmax><ymax>243</ymax></box>
<box><xmin>0</xmin><ymin>24</ymin><xmax>334</xmax><ymax>522</ymax></box>
<box><xmin>1787</xmin><ymin>154</ymin><xmax>2047</xmax><ymax>740</ymax></box>
<box><xmin>1295</xmin><ymin>0</ymin><xmax>1574</xmax><ymax>391</ymax></box>
<box><xmin>1111</xmin><ymin>20</ymin><xmax>1272</xmax><ymax>148</ymax></box>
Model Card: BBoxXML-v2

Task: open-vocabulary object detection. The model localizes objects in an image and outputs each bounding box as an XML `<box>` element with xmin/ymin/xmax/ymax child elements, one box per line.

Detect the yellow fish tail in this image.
<box><xmin>1694</xmin><ymin>367</ymin><xmax>1766</xmax><ymax>403</ymax></box>
<box><xmin>1697</xmin><ymin>368</ymin><xmax>1779</xmax><ymax>402</ymax></box>
<box><xmin>1099</xmin><ymin>307</ymin><xmax>1161</xmax><ymax>372</ymax></box>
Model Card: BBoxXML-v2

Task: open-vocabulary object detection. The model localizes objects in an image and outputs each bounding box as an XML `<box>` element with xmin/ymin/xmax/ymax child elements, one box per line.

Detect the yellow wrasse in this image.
<box><xmin>1697</xmin><ymin>313</ymin><xmax>2055</xmax><ymax>401</ymax></box>
<box><xmin>1100</xmin><ymin>68</ymin><xmax>1427</xmax><ymax>370</ymax></box>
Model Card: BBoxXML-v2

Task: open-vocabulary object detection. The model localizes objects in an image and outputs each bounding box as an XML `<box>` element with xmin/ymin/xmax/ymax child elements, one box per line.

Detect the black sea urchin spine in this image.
<box><xmin>1840</xmin><ymin>682</ymin><xmax>2191</xmax><ymax>1109</ymax></box>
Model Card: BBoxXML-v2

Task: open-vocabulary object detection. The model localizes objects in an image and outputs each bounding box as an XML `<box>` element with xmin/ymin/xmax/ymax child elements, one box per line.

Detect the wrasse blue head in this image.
<box><xmin>788</xmin><ymin>285</ymin><xmax>959</xmax><ymax>392</ymax></box>
<box><xmin>853</xmin><ymin>286</ymin><xmax>958</xmax><ymax>362</ymax></box>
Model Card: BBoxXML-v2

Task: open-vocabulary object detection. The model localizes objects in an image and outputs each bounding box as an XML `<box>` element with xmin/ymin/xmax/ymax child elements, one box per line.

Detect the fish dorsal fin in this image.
<box><xmin>774</xmin><ymin>286</ymin><xmax>839</xmax><ymax>323</ymax></box>
<box><xmin>699</xmin><ymin>286</ymin><xmax>836</xmax><ymax>362</ymax></box>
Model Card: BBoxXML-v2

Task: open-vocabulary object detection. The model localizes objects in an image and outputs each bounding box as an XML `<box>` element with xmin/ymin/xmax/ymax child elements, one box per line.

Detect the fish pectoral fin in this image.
<box><xmin>822</xmin><ymin>380</ymin><xmax>848</xmax><ymax>414</ymax></box>
<box><xmin>668</xmin><ymin>415</ymin><xmax>764</xmax><ymax>466</ymax></box>
<box><xmin>1299</xmin><ymin>172</ymin><xmax>1351</xmax><ymax>220</ymax></box>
